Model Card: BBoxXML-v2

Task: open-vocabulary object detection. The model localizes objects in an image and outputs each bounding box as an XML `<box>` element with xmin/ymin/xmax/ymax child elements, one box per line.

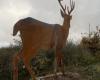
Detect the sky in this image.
<box><xmin>0</xmin><ymin>0</ymin><xmax>100</xmax><ymax>47</ymax></box>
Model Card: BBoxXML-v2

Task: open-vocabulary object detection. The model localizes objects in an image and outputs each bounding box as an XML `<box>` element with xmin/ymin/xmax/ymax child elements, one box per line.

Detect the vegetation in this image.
<box><xmin>80</xmin><ymin>26</ymin><xmax>100</xmax><ymax>55</ymax></box>
<box><xmin>0</xmin><ymin>26</ymin><xmax>100</xmax><ymax>80</ymax></box>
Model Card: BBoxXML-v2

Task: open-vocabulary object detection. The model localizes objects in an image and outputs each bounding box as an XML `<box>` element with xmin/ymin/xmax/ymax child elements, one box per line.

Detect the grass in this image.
<box><xmin>0</xmin><ymin>42</ymin><xmax>100</xmax><ymax>80</ymax></box>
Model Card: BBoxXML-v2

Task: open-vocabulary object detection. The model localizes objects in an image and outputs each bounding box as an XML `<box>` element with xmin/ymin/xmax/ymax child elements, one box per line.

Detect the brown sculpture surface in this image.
<box><xmin>12</xmin><ymin>0</ymin><xmax>75</xmax><ymax>80</ymax></box>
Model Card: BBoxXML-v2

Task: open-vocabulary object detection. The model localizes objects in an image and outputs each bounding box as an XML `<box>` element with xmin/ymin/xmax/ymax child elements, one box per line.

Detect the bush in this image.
<box><xmin>63</xmin><ymin>42</ymin><xmax>97</xmax><ymax>66</ymax></box>
<box><xmin>80</xmin><ymin>26</ymin><xmax>100</xmax><ymax>55</ymax></box>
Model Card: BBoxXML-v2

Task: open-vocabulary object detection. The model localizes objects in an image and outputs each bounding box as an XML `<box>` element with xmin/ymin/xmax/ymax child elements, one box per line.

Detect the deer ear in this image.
<box><xmin>60</xmin><ymin>9</ymin><xmax>64</xmax><ymax>18</ymax></box>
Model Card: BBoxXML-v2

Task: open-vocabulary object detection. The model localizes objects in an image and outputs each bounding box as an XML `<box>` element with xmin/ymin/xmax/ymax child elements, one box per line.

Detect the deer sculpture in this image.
<box><xmin>12</xmin><ymin>0</ymin><xmax>75</xmax><ymax>80</ymax></box>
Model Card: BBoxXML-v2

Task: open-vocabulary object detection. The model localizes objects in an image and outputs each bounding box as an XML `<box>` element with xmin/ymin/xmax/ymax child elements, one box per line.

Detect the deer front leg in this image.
<box><xmin>53</xmin><ymin>49</ymin><xmax>65</xmax><ymax>79</ymax></box>
<box><xmin>56</xmin><ymin>50</ymin><xmax>65</xmax><ymax>75</ymax></box>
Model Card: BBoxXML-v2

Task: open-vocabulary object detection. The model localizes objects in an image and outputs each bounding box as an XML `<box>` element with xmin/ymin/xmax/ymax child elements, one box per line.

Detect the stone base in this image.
<box><xmin>36</xmin><ymin>72</ymin><xmax>80</xmax><ymax>80</ymax></box>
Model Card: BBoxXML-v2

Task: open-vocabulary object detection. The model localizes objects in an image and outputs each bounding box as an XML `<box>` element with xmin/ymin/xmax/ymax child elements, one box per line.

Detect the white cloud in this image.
<box><xmin>0</xmin><ymin>0</ymin><xmax>33</xmax><ymax>46</ymax></box>
<box><xmin>0</xmin><ymin>0</ymin><xmax>100</xmax><ymax>47</ymax></box>
<box><xmin>0</xmin><ymin>42</ymin><xmax>10</xmax><ymax>48</ymax></box>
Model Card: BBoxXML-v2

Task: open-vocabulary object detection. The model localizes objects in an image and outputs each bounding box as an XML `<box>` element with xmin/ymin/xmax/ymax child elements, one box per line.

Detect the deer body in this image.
<box><xmin>13</xmin><ymin>17</ymin><xmax>69</xmax><ymax>60</ymax></box>
<box><xmin>12</xmin><ymin>0</ymin><xmax>75</xmax><ymax>80</ymax></box>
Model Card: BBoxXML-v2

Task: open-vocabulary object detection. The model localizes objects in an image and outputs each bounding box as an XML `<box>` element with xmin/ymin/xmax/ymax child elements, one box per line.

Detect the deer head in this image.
<box><xmin>58</xmin><ymin>0</ymin><xmax>75</xmax><ymax>23</ymax></box>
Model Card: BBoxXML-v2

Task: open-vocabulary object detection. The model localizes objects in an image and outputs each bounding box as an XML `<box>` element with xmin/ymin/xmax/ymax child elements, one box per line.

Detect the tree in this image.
<box><xmin>80</xmin><ymin>26</ymin><xmax>100</xmax><ymax>55</ymax></box>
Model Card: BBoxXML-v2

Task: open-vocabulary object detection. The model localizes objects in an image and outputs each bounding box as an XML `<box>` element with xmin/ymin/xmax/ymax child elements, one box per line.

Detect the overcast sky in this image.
<box><xmin>0</xmin><ymin>0</ymin><xmax>100</xmax><ymax>47</ymax></box>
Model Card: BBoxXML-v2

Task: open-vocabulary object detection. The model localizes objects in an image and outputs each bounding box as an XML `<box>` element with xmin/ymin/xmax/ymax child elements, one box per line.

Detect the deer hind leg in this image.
<box><xmin>22</xmin><ymin>56</ymin><xmax>36</xmax><ymax>80</ymax></box>
<box><xmin>12</xmin><ymin>53</ymin><xmax>20</xmax><ymax>80</ymax></box>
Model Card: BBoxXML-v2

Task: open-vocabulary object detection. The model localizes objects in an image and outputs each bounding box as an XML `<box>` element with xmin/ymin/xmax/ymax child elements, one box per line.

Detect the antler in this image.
<box><xmin>67</xmin><ymin>0</ymin><xmax>75</xmax><ymax>15</ymax></box>
<box><xmin>58</xmin><ymin>0</ymin><xmax>66</xmax><ymax>13</ymax></box>
<box><xmin>58</xmin><ymin>0</ymin><xmax>75</xmax><ymax>15</ymax></box>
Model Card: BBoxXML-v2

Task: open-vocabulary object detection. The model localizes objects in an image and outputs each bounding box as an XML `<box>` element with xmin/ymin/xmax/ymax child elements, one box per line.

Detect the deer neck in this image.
<box><xmin>62</xmin><ymin>19</ymin><xmax>70</xmax><ymax>33</ymax></box>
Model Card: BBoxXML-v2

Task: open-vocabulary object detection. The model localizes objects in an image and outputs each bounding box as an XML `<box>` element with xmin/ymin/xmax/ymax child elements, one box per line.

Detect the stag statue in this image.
<box><xmin>12</xmin><ymin>0</ymin><xmax>75</xmax><ymax>80</ymax></box>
